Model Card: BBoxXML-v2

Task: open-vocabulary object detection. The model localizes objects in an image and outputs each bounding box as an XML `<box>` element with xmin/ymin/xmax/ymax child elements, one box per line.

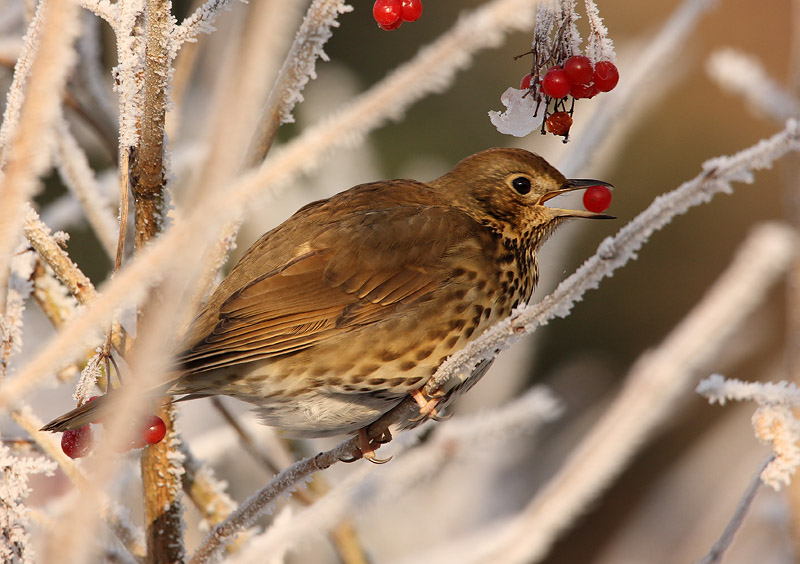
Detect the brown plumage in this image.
<box><xmin>42</xmin><ymin>148</ymin><xmax>612</xmax><ymax>454</ymax></box>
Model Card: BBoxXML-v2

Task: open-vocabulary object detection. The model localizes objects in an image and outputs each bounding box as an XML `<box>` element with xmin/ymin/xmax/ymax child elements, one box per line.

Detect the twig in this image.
<box><xmin>693</xmin><ymin>456</ymin><xmax>773</xmax><ymax>564</ymax></box>
<box><xmin>129</xmin><ymin>1</ymin><xmax>183</xmax><ymax>561</ymax></box>
<box><xmin>473</xmin><ymin>223</ymin><xmax>796</xmax><ymax>564</ymax></box>
<box><xmin>0</xmin><ymin>0</ymin><xmax>82</xmax><ymax>311</ymax></box>
<box><xmin>425</xmin><ymin>119</ymin><xmax>800</xmax><ymax>398</ymax></box>
<box><xmin>22</xmin><ymin>204</ymin><xmax>98</xmax><ymax>305</ymax></box>
<box><xmin>242</xmin><ymin>0</ymin><xmax>352</xmax><ymax>168</ymax></box>
<box><xmin>187</xmin><ymin>397</ymin><xmax>422</xmax><ymax>564</ymax></box>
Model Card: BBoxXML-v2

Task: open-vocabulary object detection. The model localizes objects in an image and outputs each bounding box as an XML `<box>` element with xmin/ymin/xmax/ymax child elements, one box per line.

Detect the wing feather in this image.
<box><xmin>178</xmin><ymin>205</ymin><xmax>480</xmax><ymax>374</ymax></box>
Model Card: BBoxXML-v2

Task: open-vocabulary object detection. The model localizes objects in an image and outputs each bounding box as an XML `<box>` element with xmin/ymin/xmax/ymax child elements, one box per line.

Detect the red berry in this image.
<box><xmin>570</xmin><ymin>82</ymin><xmax>595</xmax><ymax>99</ymax></box>
<box><xmin>400</xmin><ymin>0</ymin><xmax>422</xmax><ymax>22</ymax></box>
<box><xmin>546</xmin><ymin>112</ymin><xmax>572</xmax><ymax>136</ymax></box>
<box><xmin>373</xmin><ymin>0</ymin><xmax>402</xmax><ymax>28</ymax></box>
<box><xmin>61</xmin><ymin>426</ymin><xmax>93</xmax><ymax>459</ymax></box>
<box><xmin>563</xmin><ymin>55</ymin><xmax>593</xmax><ymax>85</ymax></box>
<box><xmin>541</xmin><ymin>68</ymin><xmax>571</xmax><ymax>99</ymax></box>
<box><xmin>583</xmin><ymin>185</ymin><xmax>612</xmax><ymax>212</ymax></box>
<box><xmin>379</xmin><ymin>18</ymin><xmax>403</xmax><ymax>31</ymax></box>
<box><xmin>143</xmin><ymin>415</ymin><xmax>167</xmax><ymax>445</ymax></box>
<box><xmin>593</xmin><ymin>61</ymin><xmax>619</xmax><ymax>92</ymax></box>
<box><xmin>520</xmin><ymin>73</ymin><xmax>533</xmax><ymax>90</ymax></box>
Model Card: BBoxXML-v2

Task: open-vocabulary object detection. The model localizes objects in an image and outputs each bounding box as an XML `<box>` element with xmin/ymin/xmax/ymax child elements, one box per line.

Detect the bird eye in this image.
<box><xmin>511</xmin><ymin>176</ymin><xmax>531</xmax><ymax>195</ymax></box>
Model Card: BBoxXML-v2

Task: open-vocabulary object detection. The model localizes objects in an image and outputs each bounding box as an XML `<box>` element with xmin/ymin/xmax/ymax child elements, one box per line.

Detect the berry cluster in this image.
<box><xmin>373</xmin><ymin>0</ymin><xmax>422</xmax><ymax>31</ymax></box>
<box><xmin>60</xmin><ymin>396</ymin><xmax>167</xmax><ymax>459</ymax></box>
<box><xmin>520</xmin><ymin>53</ymin><xmax>619</xmax><ymax>140</ymax></box>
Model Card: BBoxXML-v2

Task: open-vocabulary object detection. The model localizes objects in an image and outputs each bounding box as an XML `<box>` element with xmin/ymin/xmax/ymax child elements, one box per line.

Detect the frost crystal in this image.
<box><xmin>0</xmin><ymin>439</ymin><xmax>57</xmax><ymax>564</ymax></box>
<box><xmin>488</xmin><ymin>88</ymin><xmax>543</xmax><ymax>137</ymax></box>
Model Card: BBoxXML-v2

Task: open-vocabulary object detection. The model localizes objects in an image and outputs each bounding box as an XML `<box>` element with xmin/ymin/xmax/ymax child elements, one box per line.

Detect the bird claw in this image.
<box><xmin>409</xmin><ymin>388</ymin><xmax>443</xmax><ymax>422</ymax></box>
<box><xmin>351</xmin><ymin>428</ymin><xmax>393</xmax><ymax>464</ymax></box>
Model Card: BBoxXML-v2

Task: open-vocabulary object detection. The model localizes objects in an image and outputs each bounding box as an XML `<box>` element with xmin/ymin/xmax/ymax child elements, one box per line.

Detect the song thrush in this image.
<box><xmin>43</xmin><ymin>148</ymin><xmax>612</xmax><ymax>458</ymax></box>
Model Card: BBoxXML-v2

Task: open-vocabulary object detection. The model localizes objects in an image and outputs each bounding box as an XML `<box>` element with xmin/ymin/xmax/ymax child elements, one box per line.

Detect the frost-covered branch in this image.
<box><xmin>173</xmin><ymin>0</ymin><xmax>241</xmax><ymax>46</ymax></box>
<box><xmin>0</xmin><ymin>0</ymin><xmax>82</xmax><ymax>310</ymax></box>
<box><xmin>418</xmin><ymin>222</ymin><xmax>795</xmax><ymax>564</ymax></box>
<box><xmin>697</xmin><ymin>374</ymin><xmax>800</xmax><ymax>489</ymax></box>
<box><xmin>22</xmin><ymin>204</ymin><xmax>98</xmax><ymax>306</ymax></box>
<box><xmin>244</xmin><ymin>0</ymin><xmax>353</xmax><ymax>166</ymax></box>
<box><xmin>426</xmin><ymin>119</ymin><xmax>800</xmax><ymax>397</ymax></box>
<box><xmin>707</xmin><ymin>48</ymin><xmax>800</xmax><ymax>122</ymax></box>
<box><xmin>191</xmin><ymin>387</ymin><xmax>563</xmax><ymax>563</ymax></box>
<box><xmin>77</xmin><ymin>0</ymin><xmax>118</xmax><ymax>28</ymax></box>
<box><xmin>0</xmin><ymin>433</ymin><xmax>57</xmax><ymax>564</ymax></box>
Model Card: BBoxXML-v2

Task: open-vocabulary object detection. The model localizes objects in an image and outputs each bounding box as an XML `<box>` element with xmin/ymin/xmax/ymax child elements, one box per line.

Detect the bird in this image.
<box><xmin>42</xmin><ymin>148</ymin><xmax>613</xmax><ymax>461</ymax></box>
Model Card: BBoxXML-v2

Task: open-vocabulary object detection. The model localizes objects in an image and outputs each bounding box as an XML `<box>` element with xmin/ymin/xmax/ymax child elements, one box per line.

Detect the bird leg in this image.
<box><xmin>409</xmin><ymin>388</ymin><xmax>443</xmax><ymax>422</ymax></box>
<box><xmin>350</xmin><ymin>428</ymin><xmax>392</xmax><ymax>464</ymax></box>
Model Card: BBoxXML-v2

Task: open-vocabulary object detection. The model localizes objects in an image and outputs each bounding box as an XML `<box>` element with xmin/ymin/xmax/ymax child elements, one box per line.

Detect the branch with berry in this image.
<box><xmin>490</xmin><ymin>0</ymin><xmax>619</xmax><ymax>141</ymax></box>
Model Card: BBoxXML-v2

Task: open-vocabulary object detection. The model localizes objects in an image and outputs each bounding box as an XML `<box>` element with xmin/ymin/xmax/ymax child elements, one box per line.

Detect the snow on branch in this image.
<box><xmin>192</xmin><ymin>387</ymin><xmax>563</xmax><ymax>563</ymax></box>
<box><xmin>1</xmin><ymin>244</ymin><xmax>36</xmax><ymax>378</ymax></box>
<box><xmin>417</xmin><ymin>221</ymin><xmax>796</xmax><ymax>564</ymax></box>
<box><xmin>262</xmin><ymin>0</ymin><xmax>351</xmax><ymax>126</ymax></box>
<box><xmin>0</xmin><ymin>434</ymin><xmax>57</xmax><ymax>564</ymax></box>
<box><xmin>697</xmin><ymin>374</ymin><xmax>800</xmax><ymax>489</ymax></box>
<box><xmin>0</xmin><ymin>0</ymin><xmax>82</xmax><ymax>304</ymax></box>
<box><xmin>173</xmin><ymin>0</ymin><xmax>242</xmax><ymax>45</ymax></box>
<box><xmin>77</xmin><ymin>0</ymin><xmax>119</xmax><ymax>27</ymax></box>
<box><xmin>425</xmin><ymin>119</ymin><xmax>800</xmax><ymax>397</ymax></box>
<box><xmin>707</xmin><ymin>48</ymin><xmax>800</xmax><ymax>123</ymax></box>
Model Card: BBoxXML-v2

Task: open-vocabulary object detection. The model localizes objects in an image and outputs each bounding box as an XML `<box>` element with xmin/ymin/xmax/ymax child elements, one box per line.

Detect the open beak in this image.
<box><xmin>537</xmin><ymin>179</ymin><xmax>616</xmax><ymax>219</ymax></box>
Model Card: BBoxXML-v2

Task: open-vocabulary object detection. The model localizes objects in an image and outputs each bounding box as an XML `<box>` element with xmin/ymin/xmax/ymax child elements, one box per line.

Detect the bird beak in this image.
<box><xmin>537</xmin><ymin>179</ymin><xmax>616</xmax><ymax>219</ymax></box>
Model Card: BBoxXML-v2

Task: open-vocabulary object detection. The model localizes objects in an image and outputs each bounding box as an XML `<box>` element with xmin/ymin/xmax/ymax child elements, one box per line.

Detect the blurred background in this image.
<box><xmin>3</xmin><ymin>0</ymin><xmax>797</xmax><ymax>562</ymax></box>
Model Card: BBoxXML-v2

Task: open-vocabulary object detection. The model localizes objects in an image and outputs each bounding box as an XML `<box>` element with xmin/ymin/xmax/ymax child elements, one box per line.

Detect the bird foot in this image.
<box><xmin>339</xmin><ymin>428</ymin><xmax>394</xmax><ymax>464</ymax></box>
<box><xmin>409</xmin><ymin>389</ymin><xmax>443</xmax><ymax>422</ymax></box>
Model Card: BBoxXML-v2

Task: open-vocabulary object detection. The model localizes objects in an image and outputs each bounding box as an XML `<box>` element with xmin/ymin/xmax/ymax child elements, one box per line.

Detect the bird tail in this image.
<box><xmin>40</xmin><ymin>380</ymin><xmax>179</xmax><ymax>433</ymax></box>
<box><xmin>40</xmin><ymin>394</ymin><xmax>113</xmax><ymax>432</ymax></box>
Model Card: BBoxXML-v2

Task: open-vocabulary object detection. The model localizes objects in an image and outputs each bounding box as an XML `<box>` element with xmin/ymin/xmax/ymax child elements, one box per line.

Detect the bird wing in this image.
<box><xmin>177</xmin><ymin>206</ymin><xmax>478</xmax><ymax>373</ymax></box>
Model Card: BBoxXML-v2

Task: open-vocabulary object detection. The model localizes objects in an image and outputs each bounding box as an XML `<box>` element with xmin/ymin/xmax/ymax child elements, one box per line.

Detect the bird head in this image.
<box><xmin>432</xmin><ymin>147</ymin><xmax>614</xmax><ymax>248</ymax></box>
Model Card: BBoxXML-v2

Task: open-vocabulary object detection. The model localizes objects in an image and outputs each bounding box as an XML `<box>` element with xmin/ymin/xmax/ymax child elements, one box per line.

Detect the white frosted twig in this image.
<box><xmin>0</xmin><ymin>431</ymin><xmax>57</xmax><ymax>564</ymax></box>
<box><xmin>751</xmin><ymin>406</ymin><xmax>800</xmax><ymax>489</ymax></box>
<box><xmin>583</xmin><ymin>0</ymin><xmax>615</xmax><ymax>63</ymax></box>
<box><xmin>114</xmin><ymin>0</ymin><xmax>146</xmax><ymax>149</ymax></box>
<box><xmin>426</xmin><ymin>119</ymin><xmax>800</xmax><ymax>397</ymax></box>
<box><xmin>0</xmin><ymin>0</ymin><xmax>82</xmax><ymax>305</ymax></box>
<box><xmin>173</xmin><ymin>0</ymin><xmax>241</xmax><ymax>45</ymax></box>
<box><xmin>707</xmin><ymin>48</ymin><xmax>800</xmax><ymax>122</ymax></box>
<box><xmin>53</xmin><ymin>117</ymin><xmax>118</xmax><ymax>258</ymax></box>
<box><xmin>697</xmin><ymin>374</ymin><xmax>800</xmax><ymax>406</ymax></box>
<box><xmin>454</xmin><ymin>222</ymin><xmax>796</xmax><ymax>564</ymax></box>
<box><xmin>77</xmin><ymin>0</ymin><xmax>118</xmax><ymax>27</ymax></box>
<box><xmin>697</xmin><ymin>374</ymin><xmax>800</xmax><ymax>490</ymax></box>
<box><xmin>198</xmin><ymin>387</ymin><xmax>563</xmax><ymax>563</ymax></box>
<box><xmin>21</xmin><ymin>204</ymin><xmax>98</xmax><ymax>306</ymax></box>
<box><xmin>244</xmin><ymin>0</ymin><xmax>352</xmax><ymax>164</ymax></box>
<box><xmin>0</xmin><ymin>0</ymin><xmax>552</xmax><ymax>408</ymax></box>
<box><xmin>0</xmin><ymin>0</ymin><xmax>48</xmax><ymax>159</ymax></box>
<box><xmin>693</xmin><ymin>456</ymin><xmax>772</xmax><ymax>564</ymax></box>
<box><xmin>1</xmin><ymin>245</ymin><xmax>36</xmax><ymax>378</ymax></box>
